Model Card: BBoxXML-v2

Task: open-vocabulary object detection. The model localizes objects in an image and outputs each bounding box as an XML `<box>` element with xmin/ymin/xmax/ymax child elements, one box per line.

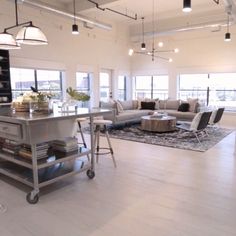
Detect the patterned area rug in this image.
<box><xmin>107</xmin><ymin>124</ymin><xmax>232</xmax><ymax>152</ymax></box>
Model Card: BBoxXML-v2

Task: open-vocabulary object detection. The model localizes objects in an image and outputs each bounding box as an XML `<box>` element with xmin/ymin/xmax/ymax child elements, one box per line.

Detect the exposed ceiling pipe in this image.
<box><xmin>131</xmin><ymin>19</ymin><xmax>232</xmax><ymax>42</ymax></box>
<box><xmin>19</xmin><ymin>0</ymin><xmax>112</xmax><ymax>30</ymax></box>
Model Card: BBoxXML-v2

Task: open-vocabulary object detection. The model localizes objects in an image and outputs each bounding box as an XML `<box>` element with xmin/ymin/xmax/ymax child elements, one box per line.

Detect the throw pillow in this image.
<box><xmin>116</xmin><ymin>100</ymin><xmax>124</xmax><ymax>113</ymax></box>
<box><xmin>140</xmin><ymin>101</ymin><xmax>155</xmax><ymax>110</ymax></box>
<box><xmin>178</xmin><ymin>103</ymin><xmax>190</xmax><ymax>112</ymax></box>
<box><xmin>187</xmin><ymin>98</ymin><xmax>199</xmax><ymax>112</ymax></box>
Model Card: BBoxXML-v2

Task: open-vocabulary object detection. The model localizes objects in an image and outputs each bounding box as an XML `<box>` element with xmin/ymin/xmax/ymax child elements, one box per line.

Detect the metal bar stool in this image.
<box><xmin>93</xmin><ymin>119</ymin><xmax>116</xmax><ymax>168</ymax></box>
<box><xmin>76</xmin><ymin>117</ymin><xmax>90</xmax><ymax>161</ymax></box>
<box><xmin>76</xmin><ymin>118</ymin><xmax>88</xmax><ymax>148</ymax></box>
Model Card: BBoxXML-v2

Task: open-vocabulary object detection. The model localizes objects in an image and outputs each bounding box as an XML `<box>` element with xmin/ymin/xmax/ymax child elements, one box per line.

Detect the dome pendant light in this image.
<box><xmin>0</xmin><ymin>30</ymin><xmax>20</xmax><ymax>49</ymax></box>
<box><xmin>225</xmin><ymin>13</ymin><xmax>231</xmax><ymax>42</ymax></box>
<box><xmin>141</xmin><ymin>17</ymin><xmax>146</xmax><ymax>51</ymax></box>
<box><xmin>0</xmin><ymin>0</ymin><xmax>47</xmax><ymax>49</ymax></box>
<box><xmin>72</xmin><ymin>0</ymin><xmax>79</xmax><ymax>35</ymax></box>
<box><xmin>183</xmin><ymin>0</ymin><xmax>192</xmax><ymax>13</ymax></box>
<box><xmin>16</xmin><ymin>22</ymin><xmax>48</xmax><ymax>45</ymax></box>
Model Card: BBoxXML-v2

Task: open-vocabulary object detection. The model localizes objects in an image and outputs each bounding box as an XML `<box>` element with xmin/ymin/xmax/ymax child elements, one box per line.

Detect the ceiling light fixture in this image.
<box><xmin>183</xmin><ymin>0</ymin><xmax>192</xmax><ymax>13</ymax></box>
<box><xmin>141</xmin><ymin>17</ymin><xmax>146</xmax><ymax>51</ymax></box>
<box><xmin>128</xmin><ymin>0</ymin><xmax>179</xmax><ymax>62</ymax></box>
<box><xmin>224</xmin><ymin>12</ymin><xmax>231</xmax><ymax>42</ymax></box>
<box><xmin>0</xmin><ymin>0</ymin><xmax>47</xmax><ymax>50</ymax></box>
<box><xmin>72</xmin><ymin>0</ymin><xmax>79</xmax><ymax>35</ymax></box>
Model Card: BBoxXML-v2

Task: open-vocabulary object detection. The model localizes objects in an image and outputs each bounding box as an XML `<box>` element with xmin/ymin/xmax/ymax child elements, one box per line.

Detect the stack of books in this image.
<box><xmin>18</xmin><ymin>142</ymin><xmax>49</xmax><ymax>160</ymax></box>
<box><xmin>51</xmin><ymin>137</ymin><xmax>78</xmax><ymax>154</ymax></box>
<box><xmin>1</xmin><ymin>139</ymin><xmax>21</xmax><ymax>155</ymax></box>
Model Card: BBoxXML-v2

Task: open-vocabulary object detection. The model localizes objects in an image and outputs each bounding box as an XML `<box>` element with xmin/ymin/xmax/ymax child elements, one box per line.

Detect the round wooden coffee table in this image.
<box><xmin>141</xmin><ymin>115</ymin><xmax>176</xmax><ymax>132</ymax></box>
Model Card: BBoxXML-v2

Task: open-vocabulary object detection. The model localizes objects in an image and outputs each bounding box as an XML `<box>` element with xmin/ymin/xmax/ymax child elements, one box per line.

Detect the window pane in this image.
<box><xmin>10</xmin><ymin>68</ymin><xmax>35</xmax><ymax>90</ymax></box>
<box><xmin>100</xmin><ymin>72</ymin><xmax>110</xmax><ymax>102</ymax></box>
<box><xmin>178</xmin><ymin>74</ymin><xmax>208</xmax><ymax>101</ymax></box>
<box><xmin>135</xmin><ymin>76</ymin><xmax>151</xmax><ymax>90</ymax></box>
<box><xmin>76</xmin><ymin>72</ymin><xmax>91</xmax><ymax>108</ymax></box>
<box><xmin>100</xmin><ymin>73</ymin><xmax>109</xmax><ymax>87</ymax></box>
<box><xmin>118</xmin><ymin>75</ymin><xmax>126</xmax><ymax>101</ymax></box>
<box><xmin>10</xmin><ymin>68</ymin><xmax>35</xmax><ymax>99</ymax></box>
<box><xmin>153</xmin><ymin>75</ymin><xmax>168</xmax><ymax>99</ymax></box>
<box><xmin>209</xmin><ymin>73</ymin><xmax>236</xmax><ymax>111</ymax></box>
<box><xmin>37</xmin><ymin>70</ymin><xmax>61</xmax><ymax>90</ymax></box>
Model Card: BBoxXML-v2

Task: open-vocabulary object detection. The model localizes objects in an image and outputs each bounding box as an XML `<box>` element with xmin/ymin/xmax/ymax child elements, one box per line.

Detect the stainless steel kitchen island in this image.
<box><xmin>0</xmin><ymin>107</ymin><xmax>111</xmax><ymax>204</ymax></box>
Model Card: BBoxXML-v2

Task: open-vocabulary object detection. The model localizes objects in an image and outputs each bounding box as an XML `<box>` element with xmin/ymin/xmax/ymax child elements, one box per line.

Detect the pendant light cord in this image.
<box><xmin>142</xmin><ymin>17</ymin><xmax>144</xmax><ymax>43</ymax></box>
<box><xmin>73</xmin><ymin>0</ymin><xmax>76</xmax><ymax>24</ymax></box>
<box><xmin>227</xmin><ymin>13</ymin><xmax>229</xmax><ymax>33</ymax></box>
<box><xmin>14</xmin><ymin>0</ymin><xmax>19</xmax><ymax>25</ymax></box>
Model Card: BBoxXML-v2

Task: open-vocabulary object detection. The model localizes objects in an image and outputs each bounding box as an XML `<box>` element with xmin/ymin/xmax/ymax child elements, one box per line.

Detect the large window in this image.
<box><xmin>100</xmin><ymin>71</ymin><xmax>111</xmax><ymax>102</ymax></box>
<box><xmin>10</xmin><ymin>68</ymin><xmax>63</xmax><ymax>100</ymax></box>
<box><xmin>178</xmin><ymin>73</ymin><xmax>236</xmax><ymax>111</ymax></box>
<box><xmin>76</xmin><ymin>72</ymin><xmax>91</xmax><ymax>107</ymax></box>
<box><xmin>133</xmin><ymin>75</ymin><xmax>168</xmax><ymax>99</ymax></box>
<box><xmin>118</xmin><ymin>75</ymin><xmax>126</xmax><ymax>101</ymax></box>
<box><xmin>178</xmin><ymin>74</ymin><xmax>208</xmax><ymax>102</ymax></box>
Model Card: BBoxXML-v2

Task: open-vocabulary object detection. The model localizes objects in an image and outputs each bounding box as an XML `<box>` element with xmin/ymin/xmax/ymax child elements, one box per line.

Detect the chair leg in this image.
<box><xmin>194</xmin><ymin>131</ymin><xmax>201</xmax><ymax>144</ymax></box>
<box><xmin>78</xmin><ymin>122</ymin><xmax>87</xmax><ymax>148</ymax></box>
<box><xmin>104</xmin><ymin>126</ymin><xmax>116</xmax><ymax>168</ymax></box>
<box><xmin>95</xmin><ymin>125</ymin><xmax>100</xmax><ymax>164</ymax></box>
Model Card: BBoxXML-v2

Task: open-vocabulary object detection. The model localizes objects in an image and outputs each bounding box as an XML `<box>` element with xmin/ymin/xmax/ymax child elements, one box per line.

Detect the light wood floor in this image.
<box><xmin>0</xmin><ymin>129</ymin><xmax>236</xmax><ymax>236</ymax></box>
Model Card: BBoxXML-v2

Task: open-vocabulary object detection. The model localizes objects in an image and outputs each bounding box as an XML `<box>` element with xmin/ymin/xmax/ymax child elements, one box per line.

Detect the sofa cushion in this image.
<box><xmin>178</xmin><ymin>103</ymin><xmax>190</xmax><ymax>112</ymax></box>
<box><xmin>99</xmin><ymin>101</ymin><xmax>118</xmax><ymax>115</ymax></box>
<box><xmin>166</xmin><ymin>100</ymin><xmax>180</xmax><ymax>110</ymax></box>
<box><xmin>117</xmin><ymin>100</ymin><xmax>134</xmax><ymax>110</ymax></box>
<box><xmin>140</xmin><ymin>101</ymin><xmax>155</xmax><ymax>110</ymax></box>
<box><xmin>116</xmin><ymin>101</ymin><xmax>124</xmax><ymax>113</ymax></box>
<box><xmin>187</xmin><ymin>98</ymin><xmax>199</xmax><ymax>112</ymax></box>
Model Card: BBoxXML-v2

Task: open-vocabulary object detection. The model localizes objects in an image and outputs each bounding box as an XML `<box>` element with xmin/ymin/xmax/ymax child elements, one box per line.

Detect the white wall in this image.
<box><xmin>0</xmin><ymin>0</ymin><xmax>131</xmax><ymax>106</ymax></box>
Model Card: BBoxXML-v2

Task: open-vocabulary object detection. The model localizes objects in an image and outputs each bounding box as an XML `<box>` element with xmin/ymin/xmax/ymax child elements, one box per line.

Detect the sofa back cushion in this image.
<box><xmin>99</xmin><ymin>101</ymin><xmax>118</xmax><ymax>114</ymax></box>
<box><xmin>117</xmin><ymin>100</ymin><xmax>134</xmax><ymax>110</ymax></box>
<box><xmin>159</xmin><ymin>100</ymin><xmax>180</xmax><ymax>110</ymax></box>
<box><xmin>166</xmin><ymin>100</ymin><xmax>180</xmax><ymax>110</ymax></box>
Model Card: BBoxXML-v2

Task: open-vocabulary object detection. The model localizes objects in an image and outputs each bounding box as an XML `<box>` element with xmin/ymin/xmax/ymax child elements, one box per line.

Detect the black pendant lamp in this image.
<box><xmin>183</xmin><ymin>0</ymin><xmax>192</xmax><ymax>13</ymax></box>
<box><xmin>72</xmin><ymin>0</ymin><xmax>79</xmax><ymax>35</ymax></box>
<box><xmin>225</xmin><ymin>13</ymin><xmax>231</xmax><ymax>42</ymax></box>
<box><xmin>141</xmin><ymin>17</ymin><xmax>146</xmax><ymax>50</ymax></box>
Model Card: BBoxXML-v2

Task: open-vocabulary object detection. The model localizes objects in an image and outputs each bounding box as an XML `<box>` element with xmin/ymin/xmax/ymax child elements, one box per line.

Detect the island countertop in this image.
<box><xmin>0</xmin><ymin>107</ymin><xmax>112</xmax><ymax>144</ymax></box>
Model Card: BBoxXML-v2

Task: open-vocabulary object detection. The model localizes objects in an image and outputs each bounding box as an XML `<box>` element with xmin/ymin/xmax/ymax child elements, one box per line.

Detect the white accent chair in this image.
<box><xmin>177</xmin><ymin>111</ymin><xmax>212</xmax><ymax>143</ymax></box>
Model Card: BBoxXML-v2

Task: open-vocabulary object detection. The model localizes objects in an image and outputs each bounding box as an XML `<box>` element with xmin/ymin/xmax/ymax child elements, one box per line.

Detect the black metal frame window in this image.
<box><xmin>10</xmin><ymin>68</ymin><xmax>63</xmax><ymax>100</ymax></box>
<box><xmin>76</xmin><ymin>72</ymin><xmax>91</xmax><ymax>107</ymax></box>
<box><xmin>133</xmin><ymin>75</ymin><xmax>168</xmax><ymax>99</ymax></box>
<box><xmin>178</xmin><ymin>73</ymin><xmax>236</xmax><ymax>111</ymax></box>
<box><xmin>118</xmin><ymin>75</ymin><xmax>127</xmax><ymax>101</ymax></box>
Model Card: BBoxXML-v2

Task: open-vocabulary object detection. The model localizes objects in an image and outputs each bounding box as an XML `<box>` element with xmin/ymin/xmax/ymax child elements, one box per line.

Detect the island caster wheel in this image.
<box><xmin>26</xmin><ymin>192</ymin><xmax>39</xmax><ymax>204</ymax></box>
<box><xmin>87</xmin><ymin>169</ymin><xmax>95</xmax><ymax>179</ymax></box>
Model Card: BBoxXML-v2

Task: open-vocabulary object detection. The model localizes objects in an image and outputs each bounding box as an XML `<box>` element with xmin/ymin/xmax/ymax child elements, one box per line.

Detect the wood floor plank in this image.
<box><xmin>0</xmin><ymin>130</ymin><xmax>236</xmax><ymax>236</ymax></box>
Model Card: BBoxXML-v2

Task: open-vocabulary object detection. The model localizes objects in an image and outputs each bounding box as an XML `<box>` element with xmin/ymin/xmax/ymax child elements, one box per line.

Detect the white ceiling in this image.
<box><xmin>35</xmin><ymin>0</ymin><xmax>227</xmax><ymax>23</ymax></box>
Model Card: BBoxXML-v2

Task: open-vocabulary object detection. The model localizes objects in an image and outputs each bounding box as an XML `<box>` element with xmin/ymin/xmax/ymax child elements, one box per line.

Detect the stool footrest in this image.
<box><xmin>95</xmin><ymin>147</ymin><xmax>112</xmax><ymax>155</ymax></box>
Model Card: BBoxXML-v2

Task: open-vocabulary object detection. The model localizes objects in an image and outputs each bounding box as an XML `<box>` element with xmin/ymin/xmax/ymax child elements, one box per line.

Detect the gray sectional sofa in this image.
<box><xmin>100</xmin><ymin>98</ymin><xmax>200</xmax><ymax>125</ymax></box>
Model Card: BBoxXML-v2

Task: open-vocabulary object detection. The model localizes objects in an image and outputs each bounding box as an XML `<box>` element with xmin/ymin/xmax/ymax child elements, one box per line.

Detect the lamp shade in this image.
<box><xmin>16</xmin><ymin>25</ymin><xmax>48</xmax><ymax>45</ymax></box>
<box><xmin>72</xmin><ymin>24</ymin><xmax>79</xmax><ymax>35</ymax></box>
<box><xmin>141</xmin><ymin>42</ymin><xmax>146</xmax><ymax>51</ymax></box>
<box><xmin>183</xmin><ymin>0</ymin><xmax>192</xmax><ymax>12</ymax></box>
<box><xmin>225</xmin><ymin>32</ymin><xmax>231</xmax><ymax>42</ymax></box>
<box><xmin>0</xmin><ymin>32</ymin><xmax>20</xmax><ymax>49</ymax></box>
